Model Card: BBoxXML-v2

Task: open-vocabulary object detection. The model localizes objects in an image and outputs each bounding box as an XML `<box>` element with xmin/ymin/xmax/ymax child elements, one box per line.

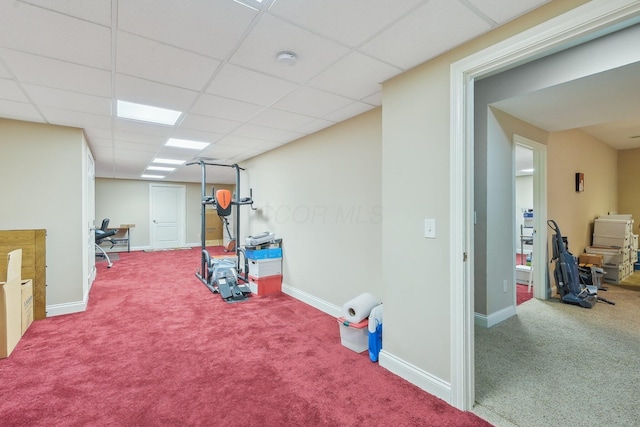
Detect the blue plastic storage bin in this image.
<box><xmin>245</xmin><ymin>247</ymin><xmax>282</xmax><ymax>260</ymax></box>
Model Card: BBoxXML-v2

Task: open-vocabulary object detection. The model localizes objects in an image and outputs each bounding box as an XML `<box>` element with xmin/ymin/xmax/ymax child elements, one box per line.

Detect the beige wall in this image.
<box><xmin>547</xmin><ymin>129</ymin><xmax>618</xmax><ymax>256</ymax></box>
<box><xmin>0</xmin><ymin>118</ymin><xmax>88</xmax><ymax>310</ymax></box>
<box><xmin>617</xmin><ymin>148</ymin><xmax>640</xmax><ymax>233</ymax></box>
<box><xmin>380</xmin><ymin>0</ymin><xmax>589</xmax><ymax>385</ymax></box>
<box><xmin>242</xmin><ymin>108</ymin><xmax>383</xmax><ymax>309</ymax></box>
<box><xmin>96</xmin><ymin>178</ymin><xmax>234</xmax><ymax>249</ymax></box>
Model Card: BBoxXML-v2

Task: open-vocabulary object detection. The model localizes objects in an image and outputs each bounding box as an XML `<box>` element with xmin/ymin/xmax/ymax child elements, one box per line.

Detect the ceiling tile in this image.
<box><xmin>112</xmin><ymin>132</ymin><xmax>165</xmax><ymax>148</ymax></box>
<box><xmin>118</xmin><ymin>0</ymin><xmax>257</xmax><ymax>59</ymax></box>
<box><xmin>231</xmin><ymin>123</ymin><xmax>304</xmax><ymax>144</ymax></box>
<box><xmin>40</xmin><ymin>106</ymin><xmax>112</xmax><ymax>129</ymax></box>
<box><xmin>0</xmin><ymin>1</ymin><xmax>111</xmax><ymax>69</ymax></box>
<box><xmin>216</xmin><ymin>135</ymin><xmax>270</xmax><ymax>149</ymax></box>
<box><xmin>205</xmin><ymin>64</ymin><xmax>299</xmax><ymax>106</ymax></box>
<box><xmin>84</xmin><ymin>127</ymin><xmax>113</xmax><ymax>141</ymax></box>
<box><xmin>87</xmin><ymin>137</ymin><xmax>113</xmax><ymax>148</ymax></box>
<box><xmin>0</xmin><ymin>61</ymin><xmax>11</xmax><ymax>78</ymax></box>
<box><xmin>362</xmin><ymin>91</ymin><xmax>382</xmax><ymax>106</ymax></box>
<box><xmin>22</xmin><ymin>0</ymin><xmax>112</xmax><ymax>26</ymax></box>
<box><xmin>0</xmin><ymin>48</ymin><xmax>111</xmax><ymax>97</ymax></box>
<box><xmin>268</xmin><ymin>0</ymin><xmax>424</xmax><ymax>47</ymax></box>
<box><xmin>190</xmin><ymin>94</ymin><xmax>265</xmax><ymax>122</ymax></box>
<box><xmin>201</xmin><ymin>143</ymin><xmax>253</xmax><ymax>160</ymax></box>
<box><xmin>0</xmin><ymin>99</ymin><xmax>44</xmax><ymax>123</ymax></box>
<box><xmin>115</xmin><ymin>74</ymin><xmax>199</xmax><ymax>112</ymax></box>
<box><xmin>229</xmin><ymin>14</ymin><xmax>350</xmax><ymax>83</ymax></box>
<box><xmin>307</xmin><ymin>52</ymin><xmax>402</xmax><ymax>100</ymax></box>
<box><xmin>179</xmin><ymin>113</ymin><xmax>242</xmax><ymax>135</ymax></box>
<box><xmin>114</xmin><ymin>118</ymin><xmax>175</xmax><ymax>138</ymax></box>
<box><xmin>169</xmin><ymin>128</ymin><xmax>225</xmax><ymax>146</ymax></box>
<box><xmin>323</xmin><ymin>101</ymin><xmax>376</xmax><ymax>122</ymax></box>
<box><xmin>360</xmin><ymin>0</ymin><xmax>492</xmax><ymax>70</ymax></box>
<box><xmin>466</xmin><ymin>0</ymin><xmax>551</xmax><ymax>24</ymax></box>
<box><xmin>116</xmin><ymin>31</ymin><xmax>220</xmax><ymax>91</ymax></box>
<box><xmin>248</xmin><ymin>107</ymin><xmax>315</xmax><ymax>131</ymax></box>
<box><xmin>0</xmin><ymin>79</ymin><xmax>29</xmax><ymax>102</ymax></box>
<box><xmin>294</xmin><ymin>118</ymin><xmax>336</xmax><ymax>134</ymax></box>
<box><xmin>22</xmin><ymin>84</ymin><xmax>111</xmax><ymax>116</ymax></box>
<box><xmin>273</xmin><ymin>86</ymin><xmax>354</xmax><ymax>117</ymax></box>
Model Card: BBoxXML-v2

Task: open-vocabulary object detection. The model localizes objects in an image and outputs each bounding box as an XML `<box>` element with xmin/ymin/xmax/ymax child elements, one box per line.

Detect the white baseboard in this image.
<box><xmin>282</xmin><ymin>282</ymin><xmax>451</xmax><ymax>404</ymax></box>
<box><xmin>474</xmin><ymin>305</ymin><xmax>516</xmax><ymax>328</ymax></box>
<box><xmin>378</xmin><ymin>350</ymin><xmax>452</xmax><ymax>404</ymax></box>
<box><xmin>281</xmin><ymin>282</ymin><xmax>341</xmax><ymax>317</ymax></box>
<box><xmin>46</xmin><ymin>300</ymin><xmax>87</xmax><ymax>317</ymax></box>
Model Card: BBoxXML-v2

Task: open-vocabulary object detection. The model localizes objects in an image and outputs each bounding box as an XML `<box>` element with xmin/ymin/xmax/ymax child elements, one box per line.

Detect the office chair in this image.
<box><xmin>95</xmin><ymin>218</ymin><xmax>117</xmax><ymax>268</ymax></box>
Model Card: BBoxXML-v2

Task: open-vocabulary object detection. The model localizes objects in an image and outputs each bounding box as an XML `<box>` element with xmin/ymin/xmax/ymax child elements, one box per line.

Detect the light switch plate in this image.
<box><xmin>424</xmin><ymin>218</ymin><xmax>436</xmax><ymax>238</ymax></box>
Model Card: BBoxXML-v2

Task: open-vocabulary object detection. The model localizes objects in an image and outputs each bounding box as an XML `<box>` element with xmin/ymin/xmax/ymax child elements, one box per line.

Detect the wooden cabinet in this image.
<box><xmin>0</xmin><ymin>229</ymin><xmax>46</xmax><ymax>320</ymax></box>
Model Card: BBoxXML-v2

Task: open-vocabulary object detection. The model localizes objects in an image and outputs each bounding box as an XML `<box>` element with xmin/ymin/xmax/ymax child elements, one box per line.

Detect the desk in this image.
<box><xmin>102</xmin><ymin>224</ymin><xmax>134</xmax><ymax>252</ymax></box>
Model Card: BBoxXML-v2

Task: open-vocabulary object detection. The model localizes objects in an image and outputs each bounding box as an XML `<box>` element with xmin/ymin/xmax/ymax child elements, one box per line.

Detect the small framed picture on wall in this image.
<box><xmin>575</xmin><ymin>173</ymin><xmax>584</xmax><ymax>192</ymax></box>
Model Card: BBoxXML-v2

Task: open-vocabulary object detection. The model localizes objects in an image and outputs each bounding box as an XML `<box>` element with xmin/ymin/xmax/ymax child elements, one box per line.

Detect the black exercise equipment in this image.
<box><xmin>95</xmin><ymin>218</ymin><xmax>117</xmax><ymax>268</ymax></box>
<box><xmin>188</xmin><ymin>159</ymin><xmax>256</xmax><ymax>303</ymax></box>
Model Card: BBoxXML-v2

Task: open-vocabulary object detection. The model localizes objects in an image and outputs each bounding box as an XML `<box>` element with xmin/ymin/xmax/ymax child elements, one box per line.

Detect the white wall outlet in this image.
<box><xmin>424</xmin><ymin>218</ymin><xmax>436</xmax><ymax>238</ymax></box>
<box><xmin>503</xmin><ymin>280</ymin><xmax>508</xmax><ymax>293</ymax></box>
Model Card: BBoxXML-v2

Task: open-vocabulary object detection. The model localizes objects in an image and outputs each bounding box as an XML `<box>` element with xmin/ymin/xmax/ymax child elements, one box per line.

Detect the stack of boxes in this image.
<box><xmin>586</xmin><ymin>215</ymin><xmax>637</xmax><ymax>283</ymax></box>
<box><xmin>245</xmin><ymin>239</ymin><xmax>283</xmax><ymax>296</ymax></box>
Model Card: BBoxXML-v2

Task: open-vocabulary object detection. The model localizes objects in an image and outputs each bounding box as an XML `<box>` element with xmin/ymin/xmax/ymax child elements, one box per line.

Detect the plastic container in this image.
<box><xmin>368</xmin><ymin>304</ymin><xmax>383</xmax><ymax>362</ymax></box>
<box><xmin>337</xmin><ymin>317</ymin><xmax>368</xmax><ymax>353</ymax></box>
<box><xmin>245</xmin><ymin>247</ymin><xmax>282</xmax><ymax>260</ymax></box>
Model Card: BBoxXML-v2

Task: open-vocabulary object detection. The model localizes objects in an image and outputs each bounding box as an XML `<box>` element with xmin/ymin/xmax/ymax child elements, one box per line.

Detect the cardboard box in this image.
<box><xmin>21</xmin><ymin>279</ymin><xmax>33</xmax><ymax>335</ymax></box>
<box><xmin>603</xmin><ymin>265</ymin><xmax>627</xmax><ymax>284</ymax></box>
<box><xmin>248</xmin><ymin>274</ymin><xmax>282</xmax><ymax>296</ymax></box>
<box><xmin>594</xmin><ymin>218</ymin><xmax>633</xmax><ymax>238</ymax></box>
<box><xmin>579</xmin><ymin>253</ymin><xmax>604</xmax><ymax>267</ymax></box>
<box><xmin>592</xmin><ymin>234</ymin><xmax>630</xmax><ymax>249</ymax></box>
<box><xmin>586</xmin><ymin>246</ymin><xmax>628</xmax><ymax>266</ymax></box>
<box><xmin>1</xmin><ymin>249</ymin><xmax>23</xmax><ymax>359</ymax></box>
<box><xmin>248</xmin><ymin>258</ymin><xmax>282</xmax><ymax>278</ymax></box>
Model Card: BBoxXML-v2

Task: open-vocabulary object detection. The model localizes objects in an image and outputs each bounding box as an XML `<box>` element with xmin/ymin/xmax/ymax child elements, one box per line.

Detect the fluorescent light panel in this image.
<box><xmin>153</xmin><ymin>158</ymin><xmax>185</xmax><ymax>165</ymax></box>
<box><xmin>117</xmin><ymin>100</ymin><xmax>182</xmax><ymax>126</ymax></box>
<box><xmin>141</xmin><ymin>174</ymin><xmax>165</xmax><ymax>179</ymax></box>
<box><xmin>165</xmin><ymin>138</ymin><xmax>210</xmax><ymax>150</ymax></box>
<box><xmin>147</xmin><ymin>166</ymin><xmax>176</xmax><ymax>172</ymax></box>
<box><xmin>233</xmin><ymin>0</ymin><xmax>263</xmax><ymax>10</ymax></box>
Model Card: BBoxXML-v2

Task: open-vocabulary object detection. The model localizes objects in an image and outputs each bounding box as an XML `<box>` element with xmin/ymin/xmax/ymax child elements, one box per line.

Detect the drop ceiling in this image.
<box><xmin>1</xmin><ymin>0</ymin><xmax>564</xmax><ymax>183</ymax></box>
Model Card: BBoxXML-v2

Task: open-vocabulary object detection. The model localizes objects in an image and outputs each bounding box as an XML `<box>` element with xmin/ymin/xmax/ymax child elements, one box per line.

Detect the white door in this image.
<box><xmin>150</xmin><ymin>184</ymin><xmax>186</xmax><ymax>249</ymax></box>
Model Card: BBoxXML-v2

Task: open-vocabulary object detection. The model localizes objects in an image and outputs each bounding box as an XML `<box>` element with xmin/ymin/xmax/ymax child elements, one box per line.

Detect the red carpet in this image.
<box><xmin>517</xmin><ymin>284</ymin><xmax>534</xmax><ymax>305</ymax></box>
<box><xmin>0</xmin><ymin>248</ymin><xmax>491</xmax><ymax>426</ymax></box>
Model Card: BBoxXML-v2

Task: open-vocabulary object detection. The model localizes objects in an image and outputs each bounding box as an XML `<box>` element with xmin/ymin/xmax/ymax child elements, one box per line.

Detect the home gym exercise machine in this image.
<box><xmin>188</xmin><ymin>158</ymin><xmax>256</xmax><ymax>303</ymax></box>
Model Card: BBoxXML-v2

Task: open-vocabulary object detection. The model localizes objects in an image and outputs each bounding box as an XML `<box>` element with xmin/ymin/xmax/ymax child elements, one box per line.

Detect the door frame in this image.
<box><xmin>514</xmin><ymin>135</ymin><xmax>547</xmax><ymax>301</ymax></box>
<box><xmin>449</xmin><ymin>0</ymin><xmax>640</xmax><ymax>411</ymax></box>
<box><xmin>149</xmin><ymin>183</ymin><xmax>186</xmax><ymax>249</ymax></box>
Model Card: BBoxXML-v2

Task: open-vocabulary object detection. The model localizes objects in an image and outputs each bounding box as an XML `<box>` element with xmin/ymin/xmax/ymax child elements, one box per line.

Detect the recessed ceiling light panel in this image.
<box><xmin>233</xmin><ymin>0</ymin><xmax>264</xmax><ymax>11</ymax></box>
<box><xmin>147</xmin><ymin>166</ymin><xmax>176</xmax><ymax>172</ymax></box>
<box><xmin>153</xmin><ymin>158</ymin><xmax>186</xmax><ymax>165</ymax></box>
<box><xmin>117</xmin><ymin>100</ymin><xmax>182</xmax><ymax>126</ymax></box>
<box><xmin>141</xmin><ymin>174</ymin><xmax>165</xmax><ymax>179</ymax></box>
<box><xmin>165</xmin><ymin>138</ymin><xmax>210</xmax><ymax>150</ymax></box>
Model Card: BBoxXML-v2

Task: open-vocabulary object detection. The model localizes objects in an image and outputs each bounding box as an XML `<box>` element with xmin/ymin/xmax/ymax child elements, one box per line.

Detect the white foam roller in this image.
<box><xmin>342</xmin><ymin>292</ymin><xmax>381</xmax><ymax>324</ymax></box>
